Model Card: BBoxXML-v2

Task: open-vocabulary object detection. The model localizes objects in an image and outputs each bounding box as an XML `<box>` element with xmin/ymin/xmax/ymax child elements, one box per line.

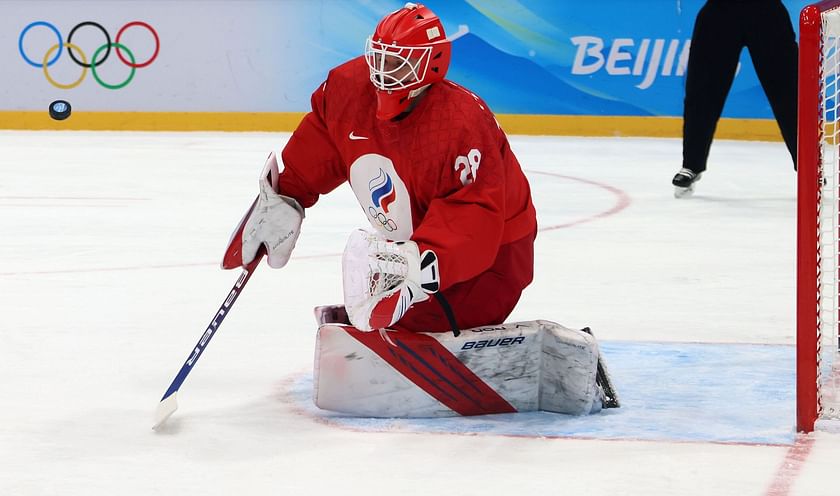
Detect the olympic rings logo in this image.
<box><xmin>368</xmin><ymin>206</ymin><xmax>399</xmax><ymax>232</ymax></box>
<box><xmin>18</xmin><ymin>21</ymin><xmax>160</xmax><ymax>89</ymax></box>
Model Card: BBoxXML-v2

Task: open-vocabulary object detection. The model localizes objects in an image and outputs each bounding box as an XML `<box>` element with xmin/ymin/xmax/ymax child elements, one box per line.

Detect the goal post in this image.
<box><xmin>798</xmin><ymin>0</ymin><xmax>840</xmax><ymax>432</ymax></box>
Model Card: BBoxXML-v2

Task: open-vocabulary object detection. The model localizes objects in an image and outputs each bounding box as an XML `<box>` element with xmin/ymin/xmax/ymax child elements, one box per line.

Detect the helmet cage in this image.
<box><xmin>365</xmin><ymin>37</ymin><xmax>433</xmax><ymax>91</ymax></box>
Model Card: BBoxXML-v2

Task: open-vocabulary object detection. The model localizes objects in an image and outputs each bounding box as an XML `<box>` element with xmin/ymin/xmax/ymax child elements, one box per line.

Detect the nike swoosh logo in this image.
<box><xmin>349</xmin><ymin>131</ymin><xmax>368</xmax><ymax>141</ymax></box>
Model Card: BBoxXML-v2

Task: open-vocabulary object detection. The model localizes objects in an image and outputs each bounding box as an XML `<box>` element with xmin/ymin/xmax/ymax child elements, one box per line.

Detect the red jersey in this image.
<box><xmin>278</xmin><ymin>57</ymin><xmax>537</xmax><ymax>326</ymax></box>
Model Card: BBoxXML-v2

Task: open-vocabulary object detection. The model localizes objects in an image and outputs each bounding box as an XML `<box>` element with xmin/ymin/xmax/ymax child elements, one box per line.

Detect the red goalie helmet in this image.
<box><xmin>365</xmin><ymin>3</ymin><xmax>452</xmax><ymax>120</ymax></box>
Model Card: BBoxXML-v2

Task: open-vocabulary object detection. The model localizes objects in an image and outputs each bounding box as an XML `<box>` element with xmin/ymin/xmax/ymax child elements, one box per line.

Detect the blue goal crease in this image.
<box><xmin>290</xmin><ymin>341</ymin><xmax>796</xmax><ymax>445</ymax></box>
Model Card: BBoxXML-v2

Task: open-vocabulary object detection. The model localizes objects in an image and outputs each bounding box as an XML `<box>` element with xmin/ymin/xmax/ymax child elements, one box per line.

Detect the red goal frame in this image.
<box><xmin>797</xmin><ymin>0</ymin><xmax>840</xmax><ymax>432</ymax></box>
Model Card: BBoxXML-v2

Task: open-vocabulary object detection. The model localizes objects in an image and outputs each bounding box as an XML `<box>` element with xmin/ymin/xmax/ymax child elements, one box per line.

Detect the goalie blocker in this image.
<box><xmin>312</xmin><ymin>312</ymin><xmax>619</xmax><ymax>417</ymax></box>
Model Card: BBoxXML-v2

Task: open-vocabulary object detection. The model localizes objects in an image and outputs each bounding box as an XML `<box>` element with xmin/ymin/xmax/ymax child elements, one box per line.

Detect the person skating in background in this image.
<box><xmin>673</xmin><ymin>0</ymin><xmax>798</xmax><ymax>197</ymax></box>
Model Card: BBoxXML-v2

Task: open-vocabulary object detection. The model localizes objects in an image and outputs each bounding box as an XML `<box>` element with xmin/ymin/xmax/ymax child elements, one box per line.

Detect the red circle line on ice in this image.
<box><xmin>528</xmin><ymin>170</ymin><xmax>631</xmax><ymax>231</ymax></box>
<box><xmin>0</xmin><ymin>171</ymin><xmax>630</xmax><ymax>276</ymax></box>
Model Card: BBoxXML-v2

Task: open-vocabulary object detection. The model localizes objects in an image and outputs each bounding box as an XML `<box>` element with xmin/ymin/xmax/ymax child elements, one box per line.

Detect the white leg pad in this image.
<box><xmin>312</xmin><ymin>319</ymin><xmax>610</xmax><ymax>417</ymax></box>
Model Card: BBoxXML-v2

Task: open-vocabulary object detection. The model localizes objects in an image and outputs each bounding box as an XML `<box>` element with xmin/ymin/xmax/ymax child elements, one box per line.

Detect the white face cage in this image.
<box><xmin>365</xmin><ymin>37</ymin><xmax>432</xmax><ymax>91</ymax></box>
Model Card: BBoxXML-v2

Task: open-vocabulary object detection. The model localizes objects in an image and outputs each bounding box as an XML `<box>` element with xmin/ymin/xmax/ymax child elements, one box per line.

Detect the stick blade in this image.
<box><xmin>152</xmin><ymin>393</ymin><xmax>178</xmax><ymax>430</ymax></box>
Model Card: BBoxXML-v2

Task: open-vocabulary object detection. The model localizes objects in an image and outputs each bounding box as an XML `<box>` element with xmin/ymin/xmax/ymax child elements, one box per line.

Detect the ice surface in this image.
<box><xmin>0</xmin><ymin>131</ymin><xmax>837</xmax><ymax>495</ymax></box>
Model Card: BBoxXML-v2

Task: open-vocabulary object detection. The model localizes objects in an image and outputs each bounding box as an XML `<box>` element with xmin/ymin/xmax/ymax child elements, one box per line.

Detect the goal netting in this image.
<box><xmin>798</xmin><ymin>0</ymin><xmax>840</xmax><ymax>432</ymax></box>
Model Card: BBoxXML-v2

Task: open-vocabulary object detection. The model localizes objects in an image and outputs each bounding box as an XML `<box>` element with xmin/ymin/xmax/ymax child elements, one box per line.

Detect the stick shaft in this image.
<box><xmin>159</xmin><ymin>252</ymin><xmax>263</xmax><ymax>403</ymax></box>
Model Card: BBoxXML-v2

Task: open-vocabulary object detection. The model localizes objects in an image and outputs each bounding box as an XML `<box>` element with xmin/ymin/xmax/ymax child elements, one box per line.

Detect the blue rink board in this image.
<box><xmin>290</xmin><ymin>342</ymin><xmax>796</xmax><ymax>445</ymax></box>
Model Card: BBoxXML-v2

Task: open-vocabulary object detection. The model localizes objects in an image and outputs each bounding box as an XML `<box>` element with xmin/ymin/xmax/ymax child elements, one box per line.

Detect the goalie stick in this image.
<box><xmin>152</xmin><ymin>247</ymin><xmax>264</xmax><ymax>430</ymax></box>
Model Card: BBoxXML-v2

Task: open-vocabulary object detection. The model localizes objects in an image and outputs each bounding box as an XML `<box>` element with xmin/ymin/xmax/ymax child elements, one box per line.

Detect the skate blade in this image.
<box><xmin>674</xmin><ymin>185</ymin><xmax>695</xmax><ymax>198</ymax></box>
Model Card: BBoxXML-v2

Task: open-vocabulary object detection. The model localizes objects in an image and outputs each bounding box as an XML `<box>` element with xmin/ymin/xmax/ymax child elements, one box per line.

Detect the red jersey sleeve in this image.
<box><xmin>278</xmin><ymin>79</ymin><xmax>347</xmax><ymax>208</ymax></box>
<box><xmin>410</xmin><ymin>120</ymin><xmax>512</xmax><ymax>290</ymax></box>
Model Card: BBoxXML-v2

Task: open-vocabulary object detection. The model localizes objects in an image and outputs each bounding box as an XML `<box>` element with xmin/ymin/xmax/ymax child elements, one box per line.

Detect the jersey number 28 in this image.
<box><xmin>455</xmin><ymin>149</ymin><xmax>481</xmax><ymax>186</ymax></box>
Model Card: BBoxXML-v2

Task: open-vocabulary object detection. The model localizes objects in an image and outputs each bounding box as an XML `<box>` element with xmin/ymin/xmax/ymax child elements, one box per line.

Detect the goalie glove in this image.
<box><xmin>222</xmin><ymin>152</ymin><xmax>304</xmax><ymax>270</ymax></box>
<box><xmin>342</xmin><ymin>229</ymin><xmax>440</xmax><ymax>332</ymax></box>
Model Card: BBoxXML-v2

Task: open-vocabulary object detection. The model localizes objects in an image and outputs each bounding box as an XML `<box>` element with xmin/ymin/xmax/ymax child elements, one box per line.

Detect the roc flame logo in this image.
<box><xmin>368</xmin><ymin>168</ymin><xmax>396</xmax><ymax>214</ymax></box>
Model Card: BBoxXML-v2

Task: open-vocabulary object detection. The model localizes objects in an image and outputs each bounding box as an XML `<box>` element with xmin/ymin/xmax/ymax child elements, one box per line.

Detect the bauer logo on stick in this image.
<box><xmin>49</xmin><ymin>100</ymin><xmax>71</xmax><ymax>120</ymax></box>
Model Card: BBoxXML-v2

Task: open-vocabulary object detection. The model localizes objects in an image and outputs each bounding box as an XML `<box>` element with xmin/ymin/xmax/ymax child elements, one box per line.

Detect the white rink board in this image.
<box><xmin>1</xmin><ymin>1</ymin><xmax>357</xmax><ymax>111</ymax></box>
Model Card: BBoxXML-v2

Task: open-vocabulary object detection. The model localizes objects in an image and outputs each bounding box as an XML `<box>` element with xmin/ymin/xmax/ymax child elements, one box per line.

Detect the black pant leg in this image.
<box><xmin>682</xmin><ymin>1</ymin><xmax>744</xmax><ymax>172</ymax></box>
<box><xmin>744</xmin><ymin>0</ymin><xmax>798</xmax><ymax>167</ymax></box>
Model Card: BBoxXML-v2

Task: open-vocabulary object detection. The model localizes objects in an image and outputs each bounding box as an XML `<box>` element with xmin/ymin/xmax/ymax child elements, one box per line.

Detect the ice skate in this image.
<box><xmin>672</xmin><ymin>168</ymin><xmax>702</xmax><ymax>198</ymax></box>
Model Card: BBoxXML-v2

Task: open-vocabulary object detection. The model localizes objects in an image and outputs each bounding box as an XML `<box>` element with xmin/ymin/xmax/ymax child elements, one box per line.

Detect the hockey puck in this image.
<box><xmin>49</xmin><ymin>100</ymin><xmax>72</xmax><ymax>120</ymax></box>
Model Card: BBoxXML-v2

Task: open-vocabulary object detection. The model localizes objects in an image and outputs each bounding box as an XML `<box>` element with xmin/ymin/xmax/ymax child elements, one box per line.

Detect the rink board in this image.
<box><xmin>291</xmin><ymin>341</ymin><xmax>796</xmax><ymax>445</ymax></box>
